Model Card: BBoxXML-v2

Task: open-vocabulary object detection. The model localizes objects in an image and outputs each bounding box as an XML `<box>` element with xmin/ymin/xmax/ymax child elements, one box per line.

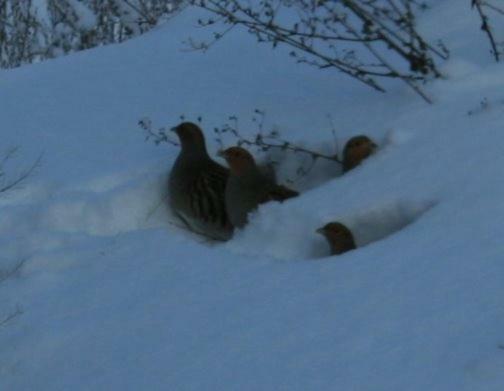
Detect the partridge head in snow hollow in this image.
<box><xmin>316</xmin><ymin>222</ymin><xmax>356</xmax><ymax>255</ymax></box>
<box><xmin>168</xmin><ymin>122</ymin><xmax>233</xmax><ymax>241</ymax></box>
<box><xmin>342</xmin><ymin>135</ymin><xmax>377</xmax><ymax>173</ymax></box>
<box><xmin>219</xmin><ymin>146</ymin><xmax>299</xmax><ymax>228</ymax></box>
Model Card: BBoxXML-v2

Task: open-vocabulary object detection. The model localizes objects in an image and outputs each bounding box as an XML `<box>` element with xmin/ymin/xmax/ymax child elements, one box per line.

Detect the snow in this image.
<box><xmin>1</xmin><ymin>1</ymin><xmax>504</xmax><ymax>390</ymax></box>
<box><xmin>68</xmin><ymin>0</ymin><xmax>97</xmax><ymax>29</ymax></box>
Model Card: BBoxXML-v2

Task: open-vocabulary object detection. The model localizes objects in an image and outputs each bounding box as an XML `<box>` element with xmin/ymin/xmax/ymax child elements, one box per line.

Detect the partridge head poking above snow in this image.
<box><xmin>316</xmin><ymin>222</ymin><xmax>356</xmax><ymax>256</ymax></box>
<box><xmin>169</xmin><ymin>122</ymin><xmax>233</xmax><ymax>241</ymax></box>
<box><xmin>219</xmin><ymin>146</ymin><xmax>299</xmax><ymax>229</ymax></box>
<box><xmin>342</xmin><ymin>135</ymin><xmax>377</xmax><ymax>173</ymax></box>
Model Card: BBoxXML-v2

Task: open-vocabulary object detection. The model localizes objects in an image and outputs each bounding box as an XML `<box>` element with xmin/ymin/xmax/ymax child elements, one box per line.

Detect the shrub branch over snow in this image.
<box><xmin>471</xmin><ymin>0</ymin><xmax>504</xmax><ymax>62</ymax></box>
<box><xmin>189</xmin><ymin>0</ymin><xmax>449</xmax><ymax>103</ymax></box>
<box><xmin>0</xmin><ymin>148</ymin><xmax>42</xmax><ymax>195</ymax></box>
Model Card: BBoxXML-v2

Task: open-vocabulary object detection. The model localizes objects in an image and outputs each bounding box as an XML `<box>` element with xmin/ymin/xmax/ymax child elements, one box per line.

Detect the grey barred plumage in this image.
<box><xmin>169</xmin><ymin>122</ymin><xmax>233</xmax><ymax>241</ymax></box>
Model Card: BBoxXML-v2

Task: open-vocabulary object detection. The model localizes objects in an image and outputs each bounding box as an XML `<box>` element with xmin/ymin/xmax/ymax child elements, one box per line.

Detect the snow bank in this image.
<box><xmin>1</xmin><ymin>1</ymin><xmax>504</xmax><ymax>391</ymax></box>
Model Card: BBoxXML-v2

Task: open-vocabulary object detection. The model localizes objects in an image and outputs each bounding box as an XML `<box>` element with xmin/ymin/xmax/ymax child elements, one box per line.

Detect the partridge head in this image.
<box><xmin>171</xmin><ymin>122</ymin><xmax>207</xmax><ymax>154</ymax></box>
<box><xmin>316</xmin><ymin>221</ymin><xmax>356</xmax><ymax>255</ymax></box>
<box><xmin>342</xmin><ymin>135</ymin><xmax>377</xmax><ymax>173</ymax></box>
<box><xmin>219</xmin><ymin>146</ymin><xmax>257</xmax><ymax>176</ymax></box>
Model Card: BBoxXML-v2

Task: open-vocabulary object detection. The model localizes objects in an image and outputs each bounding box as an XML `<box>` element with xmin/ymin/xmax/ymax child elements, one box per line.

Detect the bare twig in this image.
<box><xmin>216</xmin><ymin>113</ymin><xmax>343</xmax><ymax>164</ymax></box>
<box><xmin>0</xmin><ymin>1</ymin><xmax>184</xmax><ymax>69</ymax></box>
<box><xmin>482</xmin><ymin>1</ymin><xmax>504</xmax><ymax>15</ymax></box>
<box><xmin>0</xmin><ymin>305</ymin><xmax>23</xmax><ymax>327</ymax></box>
<box><xmin>0</xmin><ymin>258</ymin><xmax>27</xmax><ymax>283</ymax></box>
<box><xmin>139</xmin><ymin>118</ymin><xmax>180</xmax><ymax>146</ymax></box>
<box><xmin>326</xmin><ymin>114</ymin><xmax>340</xmax><ymax>155</ymax></box>
<box><xmin>0</xmin><ymin>151</ymin><xmax>43</xmax><ymax>195</ymax></box>
<box><xmin>472</xmin><ymin>0</ymin><xmax>501</xmax><ymax>62</ymax></box>
<box><xmin>190</xmin><ymin>0</ymin><xmax>446</xmax><ymax>102</ymax></box>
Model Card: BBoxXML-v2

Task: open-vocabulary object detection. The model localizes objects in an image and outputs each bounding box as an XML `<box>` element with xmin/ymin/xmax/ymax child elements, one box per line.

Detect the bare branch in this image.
<box><xmin>0</xmin><ymin>152</ymin><xmax>43</xmax><ymax>195</ymax></box>
<box><xmin>0</xmin><ymin>1</ymin><xmax>185</xmax><ymax>69</ymax></box>
<box><xmin>215</xmin><ymin>112</ymin><xmax>342</xmax><ymax>164</ymax></box>
<box><xmin>138</xmin><ymin>117</ymin><xmax>180</xmax><ymax>146</ymax></box>
<box><xmin>472</xmin><ymin>0</ymin><xmax>501</xmax><ymax>62</ymax></box>
<box><xmin>189</xmin><ymin>0</ymin><xmax>446</xmax><ymax>102</ymax></box>
<box><xmin>0</xmin><ymin>305</ymin><xmax>23</xmax><ymax>327</ymax></box>
<box><xmin>0</xmin><ymin>259</ymin><xmax>27</xmax><ymax>284</ymax></box>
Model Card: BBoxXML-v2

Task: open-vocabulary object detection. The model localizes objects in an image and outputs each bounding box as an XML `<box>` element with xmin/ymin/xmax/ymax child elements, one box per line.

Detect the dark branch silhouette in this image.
<box><xmin>0</xmin><ymin>149</ymin><xmax>42</xmax><ymax>195</ymax></box>
<box><xmin>188</xmin><ymin>0</ymin><xmax>448</xmax><ymax>103</ymax></box>
<box><xmin>471</xmin><ymin>0</ymin><xmax>503</xmax><ymax>62</ymax></box>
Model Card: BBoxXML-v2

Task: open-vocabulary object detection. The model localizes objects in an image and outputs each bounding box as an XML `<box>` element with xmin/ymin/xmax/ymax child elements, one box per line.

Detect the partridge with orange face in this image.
<box><xmin>342</xmin><ymin>135</ymin><xmax>377</xmax><ymax>172</ymax></box>
<box><xmin>219</xmin><ymin>146</ymin><xmax>299</xmax><ymax>228</ymax></box>
<box><xmin>316</xmin><ymin>222</ymin><xmax>356</xmax><ymax>255</ymax></box>
<box><xmin>169</xmin><ymin>122</ymin><xmax>233</xmax><ymax>240</ymax></box>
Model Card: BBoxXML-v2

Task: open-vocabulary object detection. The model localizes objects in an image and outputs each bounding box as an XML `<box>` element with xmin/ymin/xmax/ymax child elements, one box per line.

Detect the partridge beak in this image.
<box><xmin>315</xmin><ymin>227</ymin><xmax>325</xmax><ymax>235</ymax></box>
<box><xmin>170</xmin><ymin>126</ymin><xmax>178</xmax><ymax>133</ymax></box>
<box><xmin>217</xmin><ymin>150</ymin><xmax>226</xmax><ymax>158</ymax></box>
<box><xmin>370</xmin><ymin>142</ymin><xmax>378</xmax><ymax>150</ymax></box>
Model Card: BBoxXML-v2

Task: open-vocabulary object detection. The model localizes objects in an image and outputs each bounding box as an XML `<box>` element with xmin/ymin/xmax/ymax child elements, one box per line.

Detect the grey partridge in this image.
<box><xmin>342</xmin><ymin>135</ymin><xmax>377</xmax><ymax>173</ymax></box>
<box><xmin>316</xmin><ymin>222</ymin><xmax>356</xmax><ymax>255</ymax></box>
<box><xmin>169</xmin><ymin>122</ymin><xmax>233</xmax><ymax>241</ymax></box>
<box><xmin>219</xmin><ymin>146</ymin><xmax>299</xmax><ymax>228</ymax></box>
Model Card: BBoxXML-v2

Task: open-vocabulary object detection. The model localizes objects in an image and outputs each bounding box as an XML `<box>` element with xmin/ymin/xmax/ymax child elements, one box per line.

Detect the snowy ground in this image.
<box><xmin>1</xmin><ymin>1</ymin><xmax>504</xmax><ymax>390</ymax></box>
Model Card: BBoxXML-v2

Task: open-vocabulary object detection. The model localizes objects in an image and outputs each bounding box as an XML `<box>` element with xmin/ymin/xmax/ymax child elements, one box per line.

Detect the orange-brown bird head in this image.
<box><xmin>342</xmin><ymin>135</ymin><xmax>377</xmax><ymax>172</ymax></box>
<box><xmin>316</xmin><ymin>221</ymin><xmax>356</xmax><ymax>255</ymax></box>
<box><xmin>218</xmin><ymin>146</ymin><xmax>257</xmax><ymax>176</ymax></box>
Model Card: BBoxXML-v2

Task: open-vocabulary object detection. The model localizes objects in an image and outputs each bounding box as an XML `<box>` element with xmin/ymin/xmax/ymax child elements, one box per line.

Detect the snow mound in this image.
<box><xmin>1</xmin><ymin>2</ymin><xmax>504</xmax><ymax>391</ymax></box>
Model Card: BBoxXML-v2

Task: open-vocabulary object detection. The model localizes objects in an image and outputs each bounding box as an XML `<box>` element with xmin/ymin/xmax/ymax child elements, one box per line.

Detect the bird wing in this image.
<box><xmin>187</xmin><ymin>161</ymin><xmax>230</xmax><ymax>229</ymax></box>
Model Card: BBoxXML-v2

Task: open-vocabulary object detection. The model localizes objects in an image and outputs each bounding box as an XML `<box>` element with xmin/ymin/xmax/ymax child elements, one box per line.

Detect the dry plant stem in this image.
<box><xmin>482</xmin><ymin>1</ymin><xmax>504</xmax><ymax>15</ymax></box>
<box><xmin>472</xmin><ymin>0</ymin><xmax>501</xmax><ymax>62</ymax></box>
<box><xmin>138</xmin><ymin>118</ymin><xmax>179</xmax><ymax>146</ymax></box>
<box><xmin>235</xmin><ymin>134</ymin><xmax>342</xmax><ymax>164</ymax></box>
<box><xmin>0</xmin><ymin>152</ymin><xmax>42</xmax><ymax>194</ymax></box>
<box><xmin>0</xmin><ymin>259</ymin><xmax>27</xmax><ymax>283</ymax></box>
<box><xmin>0</xmin><ymin>306</ymin><xmax>23</xmax><ymax>327</ymax></box>
<box><xmin>123</xmin><ymin>0</ymin><xmax>157</xmax><ymax>26</ymax></box>
<box><xmin>196</xmin><ymin>0</ymin><xmax>386</xmax><ymax>92</ymax></box>
<box><xmin>219</xmin><ymin>112</ymin><xmax>342</xmax><ymax>164</ymax></box>
<box><xmin>326</xmin><ymin>114</ymin><xmax>340</xmax><ymax>154</ymax></box>
<box><xmin>336</xmin><ymin>6</ymin><xmax>433</xmax><ymax>103</ymax></box>
<box><xmin>191</xmin><ymin>0</ymin><xmax>445</xmax><ymax>103</ymax></box>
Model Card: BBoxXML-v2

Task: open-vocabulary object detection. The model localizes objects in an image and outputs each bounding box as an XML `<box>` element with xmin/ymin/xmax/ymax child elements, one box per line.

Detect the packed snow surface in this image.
<box><xmin>1</xmin><ymin>1</ymin><xmax>504</xmax><ymax>390</ymax></box>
